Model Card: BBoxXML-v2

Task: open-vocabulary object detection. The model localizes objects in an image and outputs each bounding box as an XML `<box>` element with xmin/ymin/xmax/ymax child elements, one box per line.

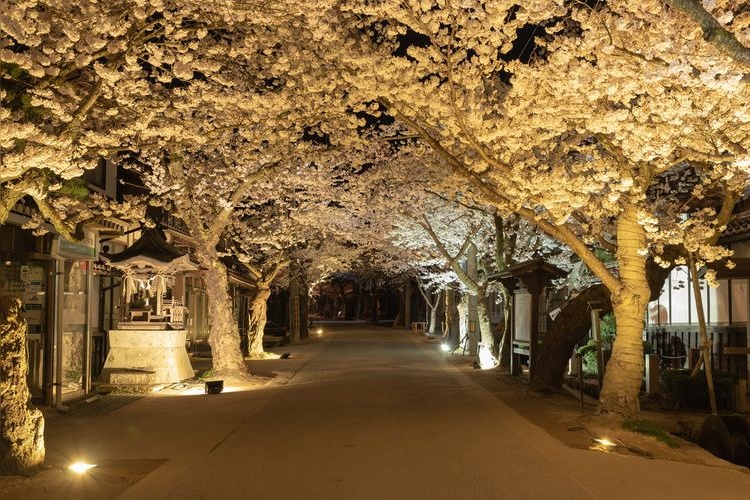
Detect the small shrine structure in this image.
<box><xmin>100</xmin><ymin>228</ymin><xmax>198</xmax><ymax>385</ymax></box>
<box><xmin>498</xmin><ymin>259</ymin><xmax>568</xmax><ymax>381</ymax></box>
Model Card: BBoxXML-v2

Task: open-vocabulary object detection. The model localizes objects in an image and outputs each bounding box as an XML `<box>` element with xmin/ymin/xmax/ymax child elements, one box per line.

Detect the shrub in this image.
<box><xmin>660</xmin><ymin>369</ymin><xmax>737</xmax><ymax>410</ymax></box>
<box><xmin>577</xmin><ymin>339</ymin><xmax>599</xmax><ymax>376</ymax></box>
<box><xmin>600</xmin><ymin>313</ymin><xmax>616</xmax><ymax>347</ymax></box>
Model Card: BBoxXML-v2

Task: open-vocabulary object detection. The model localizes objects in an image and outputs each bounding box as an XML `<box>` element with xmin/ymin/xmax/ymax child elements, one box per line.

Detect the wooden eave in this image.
<box><xmin>707</xmin><ymin>258</ymin><xmax>750</xmax><ymax>279</ymax></box>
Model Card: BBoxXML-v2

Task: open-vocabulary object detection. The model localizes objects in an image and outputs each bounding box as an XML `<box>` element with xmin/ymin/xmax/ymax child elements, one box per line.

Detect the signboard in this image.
<box><xmin>514</xmin><ymin>290</ymin><xmax>531</xmax><ymax>342</ymax></box>
<box><xmin>53</xmin><ymin>231</ymin><xmax>97</xmax><ymax>260</ymax></box>
<box><xmin>0</xmin><ymin>263</ymin><xmax>47</xmax><ymax>334</ymax></box>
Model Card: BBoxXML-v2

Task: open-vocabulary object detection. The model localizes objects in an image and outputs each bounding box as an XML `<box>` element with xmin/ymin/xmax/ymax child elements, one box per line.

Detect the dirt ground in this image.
<box><xmin>455</xmin><ymin>355</ymin><xmax>746</xmax><ymax>470</ymax></box>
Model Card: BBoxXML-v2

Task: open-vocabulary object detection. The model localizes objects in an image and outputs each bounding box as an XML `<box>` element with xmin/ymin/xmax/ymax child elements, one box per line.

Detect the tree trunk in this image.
<box><xmin>428</xmin><ymin>290</ymin><xmax>440</xmax><ymax>336</ymax></box>
<box><xmin>476</xmin><ymin>286</ymin><xmax>494</xmax><ymax>353</ymax></box>
<box><xmin>404</xmin><ymin>280</ymin><xmax>412</xmax><ymax>330</ymax></box>
<box><xmin>355</xmin><ymin>280</ymin><xmax>362</xmax><ymax>320</ymax></box>
<box><xmin>530</xmin><ymin>252</ymin><xmax>675</xmax><ymax>393</ymax></box>
<box><xmin>476</xmin><ymin>286</ymin><xmax>498</xmax><ymax>368</ymax></box>
<box><xmin>493</xmin><ymin>214</ymin><xmax>513</xmax><ymax>367</ymax></box>
<box><xmin>195</xmin><ymin>244</ymin><xmax>247</xmax><ymax>377</ymax></box>
<box><xmin>247</xmin><ymin>284</ymin><xmax>274</xmax><ymax>358</ymax></box>
<box><xmin>496</xmin><ymin>285</ymin><xmax>512</xmax><ymax>368</ymax></box>
<box><xmin>599</xmin><ymin>207</ymin><xmax>651</xmax><ymax>417</ymax></box>
<box><xmin>393</xmin><ymin>289</ymin><xmax>404</xmax><ymax>328</ymax></box>
<box><xmin>0</xmin><ymin>297</ymin><xmax>45</xmax><ymax>474</ymax></box>
<box><xmin>530</xmin><ymin>285</ymin><xmax>612</xmax><ymax>392</ymax></box>
<box><xmin>444</xmin><ymin>287</ymin><xmax>455</xmax><ymax>342</ymax></box>
<box><xmin>289</xmin><ymin>275</ymin><xmax>300</xmax><ymax>344</ymax></box>
<box><xmin>457</xmin><ymin>293</ymin><xmax>469</xmax><ymax>351</ymax></box>
<box><xmin>300</xmin><ymin>278</ymin><xmax>309</xmax><ymax>339</ymax></box>
<box><xmin>466</xmin><ymin>243</ymin><xmax>479</xmax><ymax>355</ymax></box>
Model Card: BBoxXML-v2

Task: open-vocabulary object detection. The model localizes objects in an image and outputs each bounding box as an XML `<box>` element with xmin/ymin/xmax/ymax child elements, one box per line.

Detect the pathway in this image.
<box><xmin>4</xmin><ymin>323</ymin><xmax>750</xmax><ymax>499</ymax></box>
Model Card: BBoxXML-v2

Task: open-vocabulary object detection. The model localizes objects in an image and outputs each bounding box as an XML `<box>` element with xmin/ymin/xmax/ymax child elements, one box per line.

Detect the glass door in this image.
<box><xmin>60</xmin><ymin>259</ymin><xmax>89</xmax><ymax>396</ymax></box>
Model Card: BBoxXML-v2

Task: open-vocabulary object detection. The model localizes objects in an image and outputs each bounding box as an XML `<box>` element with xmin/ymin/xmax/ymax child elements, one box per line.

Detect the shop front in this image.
<box><xmin>51</xmin><ymin>232</ymin><xmax>97</xmax><ymax>405</ymax></box>
<box><xmin>0</xmin><ymin>225</ymin><xmax>55</xmax><ymax>403</ymax></box>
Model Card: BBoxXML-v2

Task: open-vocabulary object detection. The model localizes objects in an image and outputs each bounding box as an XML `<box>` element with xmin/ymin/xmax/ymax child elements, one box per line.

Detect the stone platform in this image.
<box><xmin>101</xmin><ymin>329</ymin><xmax>195</xmax><ymax>385</ymax></box>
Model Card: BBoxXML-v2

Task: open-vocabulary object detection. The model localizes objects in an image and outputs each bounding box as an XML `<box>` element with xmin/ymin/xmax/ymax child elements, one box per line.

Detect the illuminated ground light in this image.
<box><xmin>316</xmin><ymin>328</ymin><xmax>323</xmax><ymax>335</ymax></box>
<box><xmin>440</xmin><ymin>343</ymin><xmax>451</xmax><ymax>352</ymax></box>
<box><xmin>478</xmin><ymin>345</ymin><xmax>500</xmax><ymax>369</ymax></box>
<box><xmin>161</xmin><ymin>383</ymin><xmax>253</xmax><ymax>397</ymax></box>
<box><xmin>68</xmin><ymin>462</ymin><xmax>97</xmax><ymax>474</ymax></box>
<box><xmin>590</xmin><ymin>437</ymin><xmax>618</xmax><ymax>452</ymax></box>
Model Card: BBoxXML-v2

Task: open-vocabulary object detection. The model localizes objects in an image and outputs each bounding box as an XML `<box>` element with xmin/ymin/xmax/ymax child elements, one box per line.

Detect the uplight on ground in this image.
<box><xmin>158</xmin><ymin>382</ymin><xmax>256</xmax><ymax>397</ymax></box>
<box><xmin>68</xmin><ymin>462</ymin><xmax>96</xmax><ymax>474</ymax></box>
<box><xmin>590</xmin><ymin>437</ymin><xmax>618</xmax><ymax>452</ymax></box>
<box><xmin>478</xmin><ymin>345</ymin><xmax>500</xmax><ymax>369</ymax></box>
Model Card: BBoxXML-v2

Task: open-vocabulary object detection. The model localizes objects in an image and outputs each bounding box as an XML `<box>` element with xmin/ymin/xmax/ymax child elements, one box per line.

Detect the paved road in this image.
<box><xmin>14</xmin><ymin>324</ymin><xmax>750</xmax><ymax>499</ymax></box>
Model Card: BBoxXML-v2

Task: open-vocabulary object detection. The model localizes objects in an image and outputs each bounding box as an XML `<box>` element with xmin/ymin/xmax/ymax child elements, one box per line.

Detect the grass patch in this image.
<box><xmin>623</xmin><ymin>419</ymin><xmax>680</xmax><ymax>448</ymax></box>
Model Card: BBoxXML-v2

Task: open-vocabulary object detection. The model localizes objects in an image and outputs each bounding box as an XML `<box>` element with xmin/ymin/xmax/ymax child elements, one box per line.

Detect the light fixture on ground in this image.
<box><xmin>68</xmin><ymin>462</ymin><xmax>96</xmax><ymax>473</ymax></box>
<box><xmin>478</xmin><ymin>344</ymin><xmax>500</xmax><ymax>369</ymax></box>
<box><xmin>593</xmin><ymin>437</ymin><xmax>616</xmax><ymax>447</ymax></box>
<box><xmin>204</xmin><ymin>380</ymin><xmax>224</xmax><ymax>394</ymax></box>
<box><xmin>316</xmin><ymin>328</ymin><xmax>323</xmax><ymax>335</ymax></box>
<box><xmin>440</xmin><ymin>343</ymin><xmax>450</xmax><ymax>352</ymax></box>
<box><xmin>590</xmin><ymin>437</ymin><xmax>618</xmax><ymax>452</ymax></box>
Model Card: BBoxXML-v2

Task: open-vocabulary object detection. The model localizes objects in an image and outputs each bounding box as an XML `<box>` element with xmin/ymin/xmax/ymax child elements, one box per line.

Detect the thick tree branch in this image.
<box><xmin>385</xmin><ymin>100</ymin><xmax>622</xmax><ymax>294</ymax></box>
<box><xmin>57</xmin><ymin>79</ymin><xmax>104</xmax><ymax>140</ymax></box>
<box><xmin>444</xmin><ymin>46</ymin><xmax>508</xmax><ymax>173</ymax></box>
<box><xmin>663</xmin><ymin>0</ymin><xmax>750</xmax><ymax>67</ymax></box>
<box><xmin>709</xmin><ymin>183</ymin><xmax>742</xmax><ymax>242</ymax></box>
<box><xmin>31</xmin><ymin>195</ymin><xmax>81</xmax><ymax>241</ymax></box>
<box><xmin>207</xmin><ymin>162</ymin><xmax>276</xmax><ymax>238</ymax></box>
<box><xmin>419</xmin><ymin>215</ymin><xmax>479</xmax><ymax>293</ymax></box>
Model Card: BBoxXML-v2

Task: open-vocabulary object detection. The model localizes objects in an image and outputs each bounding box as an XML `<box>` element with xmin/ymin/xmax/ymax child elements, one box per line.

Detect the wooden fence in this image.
<box><xmin>644</xmin><ymin>325</ymin><xmax>747</xmax><ymax>378</ymax></box>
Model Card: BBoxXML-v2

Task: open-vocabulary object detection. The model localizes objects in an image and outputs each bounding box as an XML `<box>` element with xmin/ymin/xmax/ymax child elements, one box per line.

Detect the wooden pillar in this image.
<box><xmin>527</xmin><ymin>275</ymin><xmax>542</xmax><ymax>383</ymax></box>
<box><xmin>645</xmin><ymin>354</ymin><xmax>660</xmax><ymax>394</ymax></box>
<box><xmin>509</xmin><ymin>292</ymin><xmax>520</xmax><ymax>376</ymax></box>
<box><xmin>529</xmin><ymin>293</ymin><xmax>539</xmax><ymax>381</ymax></box>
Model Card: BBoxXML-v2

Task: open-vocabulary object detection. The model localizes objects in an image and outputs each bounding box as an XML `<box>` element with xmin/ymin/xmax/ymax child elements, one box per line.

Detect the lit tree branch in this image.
<box><xmin>663</xmin><ymin>0</ymin><xmax>750</xmax><ymax>67</ymax></box>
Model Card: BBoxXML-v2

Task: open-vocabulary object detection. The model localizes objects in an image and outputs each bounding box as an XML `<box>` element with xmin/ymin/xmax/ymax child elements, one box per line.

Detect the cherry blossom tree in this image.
<box><xmin>314</xmin><ymin>0</ymin><xmax>750</xmax><ymax>417</ymax></box>
<box><xmin>226</xmin><ymin>152</ymin><xmax>400</xmax><ymax>356</ymax></box>
<box><xmin>406</xmin><ymin>203</ymin><xmax>498</xmax><ymax>360</ymax></box>
<box><xmin>135</xmin><ymin>142</ymin><xmax>354</xmax><ymax>374</ymax></box>
<box><xmin>110</xmin><ymin>0</ymin><xmax>362</xmax><ymax>376</ymax></box>
<box><xmin>5</xmin><ymin>0</ymin><xmax>749</xmax><ymax>423</ymax></box>
<box><xmin>241</xmin><ymin>252</ymin><xmax>289</xmax><ymax>359</ymax></box>
<box><xmin>1</xmin><ymin>1</ymin><xmax>231</xmax><ymax>237</ymax></box>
